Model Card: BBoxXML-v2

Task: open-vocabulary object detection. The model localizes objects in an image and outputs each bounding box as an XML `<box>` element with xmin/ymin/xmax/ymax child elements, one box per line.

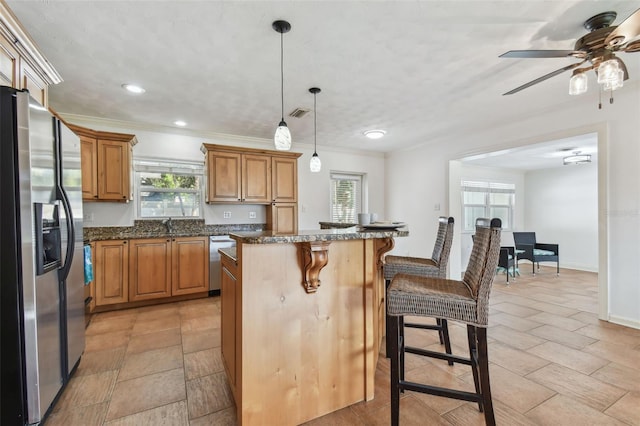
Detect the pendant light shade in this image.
<box><xmin>273</xmin><ymin>20</ymin><xmax>292</xmax><ymax>151</ymax></box>
<box><xmin>309</xmin><ymin>87</ymin><xmax>321</xmax><ymax>172</ymax></box>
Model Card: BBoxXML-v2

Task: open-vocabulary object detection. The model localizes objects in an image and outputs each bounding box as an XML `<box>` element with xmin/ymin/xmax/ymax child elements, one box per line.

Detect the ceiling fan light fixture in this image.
<box><xmin>273</xmin><ymin>20</ymin><xmax>292</xmax><ymax>151</ymax></box>
<box><xmin>603</xmin><ymin>69</ymin><xmax>624</xmax><ymax>91</ymax></box>
<box><xmin>597</xmin><ymin>59</ymin><xmax>620</xmax><ymax>84</ymax></box>
<box><xmin>569</xmin><ymin>72</ymin><xmax>588</xmax><ymax>95</ymax></box>
<box><xmin>563</xmin><ymin>151</ymin><xmax>591</xmax><ymax>165</ymax></box>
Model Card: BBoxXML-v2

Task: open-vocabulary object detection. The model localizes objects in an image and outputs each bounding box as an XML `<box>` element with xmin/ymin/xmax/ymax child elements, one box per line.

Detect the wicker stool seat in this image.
<box><xmin>383</xmin><ymin>217</ymin><xmax>454</xmax><ymax>362</ymax></box>
<box><xmin>387</xmin><ymin>218</ymin><xmax>501</xmax><ymax>426</ymax></box>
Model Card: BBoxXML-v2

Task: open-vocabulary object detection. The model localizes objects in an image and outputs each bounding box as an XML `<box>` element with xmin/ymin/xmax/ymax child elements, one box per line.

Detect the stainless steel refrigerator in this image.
<box><xmin>0</xmin><ymin>87</ymin><xmax>85</xmax><ymax>425</ymax></box>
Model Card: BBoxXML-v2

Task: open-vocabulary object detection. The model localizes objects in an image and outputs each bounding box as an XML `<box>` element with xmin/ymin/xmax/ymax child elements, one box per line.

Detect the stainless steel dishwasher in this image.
<box><xmin>209</xmin><ymin>235</ymin><xmax>236</xmax><ymax>295</ymax></box>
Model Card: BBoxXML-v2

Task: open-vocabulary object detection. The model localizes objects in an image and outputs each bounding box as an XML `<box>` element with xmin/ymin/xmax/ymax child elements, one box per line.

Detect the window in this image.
<box><xmin>135</xmin><ymin>159</ymin><xmax>204</xmax><ymax>218</ymax></box>
<box><xmin>461</xmin><ymin>180</ymin><xmax>515</xmax><ymax>231</ymax></box>
<box><xmin>330</xmin><ymin>172</ymin><xmax>365</xmax><ymax>223</ymax></box>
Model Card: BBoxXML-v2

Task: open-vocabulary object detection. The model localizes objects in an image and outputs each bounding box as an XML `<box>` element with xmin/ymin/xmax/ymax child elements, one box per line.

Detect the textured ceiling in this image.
<box><xmin>6</xmin><ymin>1</ymin><xmax>640</xmax><ymax>158</ymax></box>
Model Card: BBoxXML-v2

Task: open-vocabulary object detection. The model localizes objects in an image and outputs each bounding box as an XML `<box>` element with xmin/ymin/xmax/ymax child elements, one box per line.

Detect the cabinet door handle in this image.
<box><xmin>123</xmin><ymin>241</ymin><xmax>127</xmax><ymax>244</ymax></box>
<box><xmin>94</xmin><ymin>195</ymin><xmax>98</xmax><ymax>198</ymax></box>
<box><xmin>122</xmin><ymin>195</ymin><xmax>126</xmax><ymax>199</ymax></box>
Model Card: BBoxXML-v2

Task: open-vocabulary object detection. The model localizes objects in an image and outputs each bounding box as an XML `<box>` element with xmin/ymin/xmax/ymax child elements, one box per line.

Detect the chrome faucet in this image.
<box><xmin>163</xmin><ymin>217</ymin><xmax>173</xmax><ymax>234</ymax></box>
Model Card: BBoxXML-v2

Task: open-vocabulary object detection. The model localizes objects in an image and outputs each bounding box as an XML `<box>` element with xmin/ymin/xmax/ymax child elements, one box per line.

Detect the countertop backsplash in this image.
<box><xmin>84</xmin><ymin>219</ymin><xmax>263</xmax><ymax>242</ymax></box>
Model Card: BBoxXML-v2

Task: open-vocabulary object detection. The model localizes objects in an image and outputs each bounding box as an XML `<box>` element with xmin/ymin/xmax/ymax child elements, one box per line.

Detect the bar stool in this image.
<box><xmin>387</xmin><ymin>218</ymin><xmax>501</xmax><ymax>426</ymax></box>
<box><xmin>383</xmin><ymin>217</ymin><xmax>454</xmax><ymax>362</ymax></box>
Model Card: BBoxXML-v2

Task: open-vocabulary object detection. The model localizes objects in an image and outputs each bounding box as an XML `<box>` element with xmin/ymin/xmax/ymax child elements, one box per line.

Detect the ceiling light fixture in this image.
<box><xmin>309</xmin><ymin>87</ymin><xmax>321</xmax><ymax>173</ymax></box>
<box><xmin>121</xmin><ymin>83</ymin><xmax>145</xmax><ymax>94</ymax></box>
<box><xmin>174</xmin><ymin>120</ymin><xmax>187</xmax><ymax>127</ymax></box>
<box><xmin>273</xmin><ymin>20</ymin><xmax>292</xmax><ymax>151</ymax></box>
<box><xmin>563</xmin><ymin>151</ymin><xmax>591</xmax><ymax>165</ymax></box>
<box><xmin>364</xmin><ymin>130</ymin><xmax>386</xmax><ymax>140</ymax></box>
<box><xmin>568</xmin><ymin>70</ymin><xmax>588</xmax><ymax>95</ymax></box>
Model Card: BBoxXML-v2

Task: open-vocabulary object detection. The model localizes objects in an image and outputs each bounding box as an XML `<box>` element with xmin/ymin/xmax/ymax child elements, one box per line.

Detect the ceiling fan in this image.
<box><xmin>500</xmin><ymin>8</ymin><xmax>640</xmax><ymax>100</ymax></box>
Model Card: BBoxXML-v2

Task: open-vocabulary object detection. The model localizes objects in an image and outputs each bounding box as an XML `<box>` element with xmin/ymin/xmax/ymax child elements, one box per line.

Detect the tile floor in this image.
<box><xmin>46</xmin><ymin>267</ymin><xmax>640</xmax><ymax>425</ymax></box>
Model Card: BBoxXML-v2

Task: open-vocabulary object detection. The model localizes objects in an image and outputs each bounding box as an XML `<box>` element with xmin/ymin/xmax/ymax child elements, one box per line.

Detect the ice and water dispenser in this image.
<box><xmin>34</xmin><ymin>202</ymin><xmax>61</xmax><ymax>275</ymax></box>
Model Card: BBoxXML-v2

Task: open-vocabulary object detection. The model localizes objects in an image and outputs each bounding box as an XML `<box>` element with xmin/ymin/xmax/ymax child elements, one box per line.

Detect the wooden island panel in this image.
<box><xmin>233</xmin><ymin>236</ymin><xmax>391</xmax><ymax>425</ymax></box>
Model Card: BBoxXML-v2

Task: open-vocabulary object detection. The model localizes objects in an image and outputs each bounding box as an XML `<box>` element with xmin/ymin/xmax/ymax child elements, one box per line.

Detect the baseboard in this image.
<box><xmin>608</xmin><ymin>315</ymin><xmax>640</xmax><ymax>330</ymax></box>
<box><xmin>208</xmin><ymin>289</ymin><xmax>220</xmax><ymax>297</ymax></box>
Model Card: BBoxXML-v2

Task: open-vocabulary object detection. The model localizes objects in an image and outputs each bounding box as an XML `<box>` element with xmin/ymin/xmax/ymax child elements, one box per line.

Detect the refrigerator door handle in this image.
<box><xmin>56</xmin><ymin>116</ymin><xmax>75</xmax><ymax>283</ymax></box>
<box><xmin>57</xmin><ymin>185</ymin><xmax>75</xmax><ymax>283</ymax></box>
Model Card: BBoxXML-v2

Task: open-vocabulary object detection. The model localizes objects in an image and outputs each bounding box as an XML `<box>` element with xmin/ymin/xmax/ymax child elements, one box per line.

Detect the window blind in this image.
<box><xmin>330</xmin><ymin>172</ymin><xmax>363</xmax><ymax>223</ymax></box>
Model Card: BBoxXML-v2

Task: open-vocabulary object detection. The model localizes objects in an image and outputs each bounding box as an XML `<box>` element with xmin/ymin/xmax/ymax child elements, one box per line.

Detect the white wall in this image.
<box><xmin>70</xmin><ymin>118</ymin><xmax>385</xmax><ymax>229</ymax></box>
<box><xmin>524</xmin><ymin>163</ymin><xmax>598</xmax><ymax>271</ymax></box>
<box><xmin>386</xmin><ymin>86</ymin><xmax>640</xmax><ymax>328</ymax></box>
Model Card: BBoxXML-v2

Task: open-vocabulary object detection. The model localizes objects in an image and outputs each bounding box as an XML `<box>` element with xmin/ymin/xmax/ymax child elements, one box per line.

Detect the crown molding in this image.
<box><xmin>0</xmin><ymin>1</ymin><xmax>62</xmax><ymax>85</ymax></box>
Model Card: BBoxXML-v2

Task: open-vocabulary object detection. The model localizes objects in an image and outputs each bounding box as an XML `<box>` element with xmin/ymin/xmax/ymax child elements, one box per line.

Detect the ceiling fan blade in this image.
<box><xmin>499</xmin><ymin>50</ymin><xmax>577</xmax><ymax>59</ymax></box>
<box><xmin>605</xmin><ymin>8</ymin><xmax>640</xmax><ymax>47</ymax></box>
<box><xmin>502</xmin><ymin>61</ymin><xmax>586</xmax><ymax>95</ymax></box>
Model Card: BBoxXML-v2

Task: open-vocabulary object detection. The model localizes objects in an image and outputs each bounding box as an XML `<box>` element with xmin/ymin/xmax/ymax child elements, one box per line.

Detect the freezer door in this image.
<box><xmin>57</xmin><ymin>121</ymin><xmax>85</xmax><ymax>374</ymax></box>
<box><xmin>18</xmin><ymin>90</ymin><xmax>64</xmax><ymax>423</ymax></box>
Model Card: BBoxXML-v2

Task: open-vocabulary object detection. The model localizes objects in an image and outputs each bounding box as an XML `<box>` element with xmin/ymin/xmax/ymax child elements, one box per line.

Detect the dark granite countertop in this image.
<box><xmin>83</xmin><ymin>219</ymin><xmax>263</xmax><ymax>242</ymax></box>
<box><xmin>219</xmin><ymin>247</ymin><xmax>237</xmax><ymax>262</ymax></box>
<box><xmin>318</xmin><ymin>221</ymin><xmax>358</xmax><ymax>229</ymax></box>
<box><xmin>229</xmin><ymin>227</ymin><xmax>408</xmax><ymax>244</ymax></box>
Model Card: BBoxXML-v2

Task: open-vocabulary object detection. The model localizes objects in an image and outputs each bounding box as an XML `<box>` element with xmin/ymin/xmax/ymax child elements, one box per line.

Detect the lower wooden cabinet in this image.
<box><xmin>94</xmin><ymin>236</ymin><xmax>209</xmax><ymax>308</ymax></box>
<box><xmin>220</xmin><ymin>252</ymin><xmax>238</xmax><ymax>396</ymax></box>
<box><xmin>129</xmin><ymin>238</ymin><xmax>172</xmax><ymax>302</ymax></box>
<box><xmin>95</xmin><ymin>240</ymin><xmax>129</xmax><ymax>306</ymax></box>
<box><xmin>172</xmin><ymin>237</ymin><xmax>209</xmax><ymax>296</ymax></box>
<box><xmin>128</xmin><ymin>236</ymin><xmax>209</xmax><ymax>302</ymax></box>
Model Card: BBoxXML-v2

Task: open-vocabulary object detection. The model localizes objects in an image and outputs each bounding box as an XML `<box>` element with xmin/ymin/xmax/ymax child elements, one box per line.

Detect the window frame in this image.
<box><xmin>329</xmin><ymin>171</ymin><xmax>367</xmax><ymax>223</ymax></box>
<box><xmin>461</xmin><ymin>180</ymin><xmax>515</xmax><ymax>232</ymax></box>
<box><xmin>134</xmin><ymin>158</ymin><xmax>205</xmax><ymax>219</ymax></box>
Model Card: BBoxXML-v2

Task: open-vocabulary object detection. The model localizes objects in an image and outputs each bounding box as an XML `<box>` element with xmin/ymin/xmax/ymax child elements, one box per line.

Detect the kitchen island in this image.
<box><xmin>221</xmin><ymin>228</ymin><xmax>408</xmax><ymax>426</ymax></box>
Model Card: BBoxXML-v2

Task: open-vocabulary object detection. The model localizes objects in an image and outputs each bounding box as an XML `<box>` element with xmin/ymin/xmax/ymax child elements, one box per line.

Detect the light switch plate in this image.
<box><xmin>223</xmin><ymin>211</ymin><xmax>231</xmax><ymax>219</ymax></box>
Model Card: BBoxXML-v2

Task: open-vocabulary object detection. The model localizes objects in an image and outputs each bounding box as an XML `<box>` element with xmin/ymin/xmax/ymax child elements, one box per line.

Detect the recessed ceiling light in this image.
<box><xmin>121</xmin><ymin>83</ymin><xmax>145</xmax><ymax>94</ymax></box>
<box><xmin>174</xmin><ymin>120</ymin><xmax>187</xmax><ymax>127</ymax></box>
<box><xmin>364</xmin><ymin>129</ymin><xmax>386</xmax><ymax>140</ymax></box>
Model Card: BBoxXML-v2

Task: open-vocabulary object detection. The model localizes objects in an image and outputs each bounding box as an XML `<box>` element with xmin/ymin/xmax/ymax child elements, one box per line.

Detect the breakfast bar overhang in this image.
<box><xmin>220</xmin><ymin>228</ymin><xmax>408</xmax><ymax>426</ymax></box>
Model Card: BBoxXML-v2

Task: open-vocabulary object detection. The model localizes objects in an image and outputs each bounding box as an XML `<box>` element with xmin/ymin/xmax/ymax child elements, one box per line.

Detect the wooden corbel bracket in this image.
<box><xmin>298</xmin><ymin>241</ymin><xmax>331</xmax><ymax>293</ymax></box>
<box><xmin>376</xmin><ymin>237</ymin><xmax>395</xmax><ymax>267</ymax></box>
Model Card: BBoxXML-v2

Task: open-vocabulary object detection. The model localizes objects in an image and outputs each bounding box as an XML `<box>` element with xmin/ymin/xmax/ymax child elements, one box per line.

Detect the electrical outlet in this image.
<box><xmin>434</xmin><ymin>203</ymin><xmax>440</xmax><ymax>211</ymax></box>
<box><xmin>249</xmin><ymin>211</ymin><xmax>257</xmax><ymax>219</ymax></box>
<box><xmin>83</xmin><ymin>212</ymin><xmax>94</xmax><ymax>222</ymax></box>
<box><xmin>223</xmin><ymin>211</ymin><xmax>231</xmax><ymax>219</ymax></box>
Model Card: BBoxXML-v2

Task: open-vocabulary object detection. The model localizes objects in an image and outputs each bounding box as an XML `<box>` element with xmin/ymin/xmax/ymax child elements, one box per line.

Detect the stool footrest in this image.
<box><xmin>405</xmin><ymin>346</ymin><xmax>473</xmax><ymax>366</ymax></box>
<box><xmin>405</xmin><ymin>323</ymin><xmax>442</xmax><ymax>331</ymax></box>
<box><xmin>399</xmin><ymin>380</ymin><xmax>482</xmax><ymax>403</ymax></box>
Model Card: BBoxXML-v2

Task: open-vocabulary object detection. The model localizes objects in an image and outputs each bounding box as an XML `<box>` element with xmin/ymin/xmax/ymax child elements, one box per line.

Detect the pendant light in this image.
<box><xmin>309</xmin><ymin>87</ymin><xmax>321</xmax><ymax>172</ymax></box>
<box><xmin>273</xmin><ymin>20</ymin><xmax>292</xmax><ymax>151</ymax></box>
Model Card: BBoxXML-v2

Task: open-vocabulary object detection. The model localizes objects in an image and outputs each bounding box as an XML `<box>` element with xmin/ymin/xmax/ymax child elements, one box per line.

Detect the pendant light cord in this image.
<box><xmin>280</xmin><ymin>32</ymin><xmax>284</xmax><ymax>121</ymax></box>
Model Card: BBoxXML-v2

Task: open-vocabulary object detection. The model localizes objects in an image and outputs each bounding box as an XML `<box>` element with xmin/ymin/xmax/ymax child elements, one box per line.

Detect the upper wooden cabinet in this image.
<box><xmin>68</xmin><ymin>123</ymin><xmax>137</xmax><ymax>202</ymax></box>
<box><xmin>205</xmin><ymin>150</ymin><xmax>272</xmax><ymax>203</ymax></box>
<box><xmin>202</xmin><ymin>144</ymin><xmax>300</xmax><ymax>205</ymax></box>
<box><xmin>0</xmin><ymin>3</ymin><xmax>63</xmax><ymax>106</ymax></box>
<box><xmin>272</xmin><ymin>156</ymin><xmax>298</xmax><ymax>203</ymax></box>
